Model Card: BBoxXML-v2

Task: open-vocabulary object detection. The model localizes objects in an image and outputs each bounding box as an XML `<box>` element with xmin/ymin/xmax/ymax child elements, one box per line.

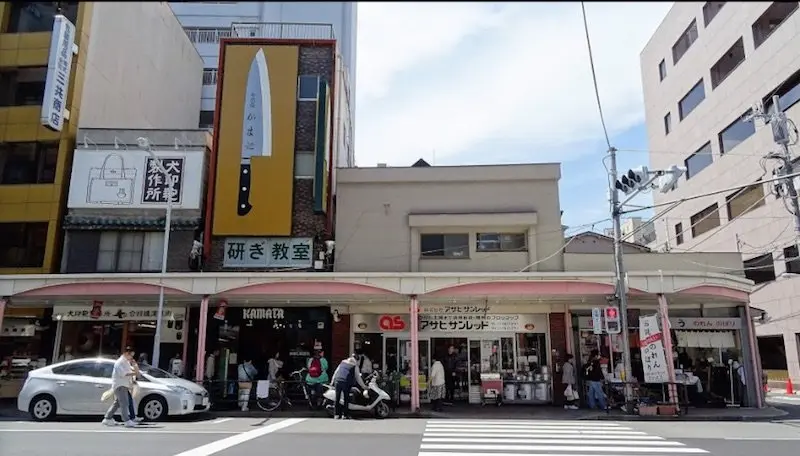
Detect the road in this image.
<box><xmin>2</xmin><ymin>413</ymin><xmax>800</xmax><ymax>456</ymax></box>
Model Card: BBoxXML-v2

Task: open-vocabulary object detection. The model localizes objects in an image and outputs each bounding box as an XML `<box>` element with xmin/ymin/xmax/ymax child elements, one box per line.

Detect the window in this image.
<box><xmin>674</xmin><ymin>223</ymin><xmax>684</xmax><ymax>246</ymax></box>
<box><xmin>684</xmin><ymin>142</ymin><xmax>713</xmax><ymax>179</ymax></box>
<box><xmin>672</xmin><ymin>19</ymin><xmax>699</xmax><ymax>64</ymax></box>
<box><xmin>476</xmin><ymin>233</ymin><xmax>527</xmax><ymax>252</ymax></box>
<box><xmin>752</xmin><ymin>2</ymin><xmax>799</xmax><ymax>48</ymax></box>
<box><xmin>659</xmin><ymin>59</ymin><xmax>667</xmax><ymax>81</ymax></box>
<box><xmin>0</xmin><ymin>142</ymin><xmax>58</xmax><ymax>185</ymax></box>
<box><xmin>679</xmin><ymin>80</ymin><xmax>706</xmax><ymax>120</ymax></box>
<box><xmin>764</xmin><ymin>68</ymin><xmax>800</xmax><ymax>113</ymax></box>
<box><xmin>784</xmin><ymin>244</ymin><xmax>800</xmax><ymax>274</ymax></box>
<box><xmin>183</xmin><ymin>27</ymin><xmax>231</xmax><ymax>44</ymax></box>
<box><xmin>664</xmin><ymin>112</ymin><xmax>672</xmax><ymax>135</ymax></box>
<box><xmin>294</xmin><ymin>151</ymin><xmax>315</xmax><ymax>179</ymax></box>
<box><xmin>96</xmin><ymin>231</ymin><xmax>164</xmax><ymax>272</ymax></box>
<box><xmin>202</xmin><ymin>69</ymin><xmax>217</xmax><ymax>85</ymax></box>
<box><xmin>6</xmin><ymin>2</ymin><xmax>79</xmax><ymax>33</ymax></box>
<box><xmin>690</xmin><ymin>203</ymin><xmax>721</xmax><ymax>237</ymax></box>
<box><xmin>710</xmin><ymin>38</ymin><xmax>745</xmax><ymax>88</ymax></box>
<box><xmin>743</xmin><ymin>253</ymin><xmax>776</xmax><ymax>284</ymax></box>
<box><xmin>297</xmin><ymin>75</ymin><xmax>320</xmax><ymax>101</ymax></box>
<box><xmin>420</xmin><ymin>233</ymin><xmax>469</xmax><ymax>258</ymax></box>
<box><xmin>0</xmin><ymin>222</ymin><xmax>48</xmax><ymax>268</ymax></box>
<box><xmin>726</xmin><ymin>182</ymin><xmax>765</xmax><ymax>219</ymax></box>
<box><xmin>52</xmin><ymin>361</ymin><xmax>109</xmax><ymax>378</ymax></box>
<box><xmin>718</xmin><ymin>110</ymin><xmax>755</xmax><ymax>154</ymax></box>
<box><xmin>703</xmin><ymin>2</ymin><xmax>726</xmax><ymax>26</ymax></box>
<box><xmin>0</xmin><ymin>67</ymin><xmax>48</xmax><ymax>107</ymax></box>
<box><xmin>199</xmin><ymin>110</ymin><xmax>214</xmax><ymax>129</ymax></box>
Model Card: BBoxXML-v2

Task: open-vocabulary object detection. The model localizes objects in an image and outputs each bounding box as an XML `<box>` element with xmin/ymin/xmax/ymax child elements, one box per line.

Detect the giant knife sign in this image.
<box><xmin>238</xmin><ymin>49</ymin><xmax>272</xmax><ymax>216</ymax></box>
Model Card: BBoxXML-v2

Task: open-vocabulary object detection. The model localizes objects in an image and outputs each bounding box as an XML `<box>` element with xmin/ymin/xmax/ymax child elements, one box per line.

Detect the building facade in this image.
<box><xmin>603</xmin><ymin>218</ymin><xmax>657</xmax><ymax>247</ymax></box>
<box><xmin>170</xmin><ymin>1</ymin><xmax>356</xmax><ymax>167</ymax></box>
<box><xmin>640</xmin><ymin>2</ymin><xmax>800</xmax><ymax>385</ymax></box>
<box><xmin>0</xmin><ymin>2</ymin><xmax>202</xmax><ymax>276</ymax></box>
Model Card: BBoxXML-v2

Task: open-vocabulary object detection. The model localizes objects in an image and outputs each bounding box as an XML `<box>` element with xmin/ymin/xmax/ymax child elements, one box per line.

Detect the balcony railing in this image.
<box><xmin>230</xmin><ymin>22</ymin><xmax>335</xmax><ymax>40</ymax></box>
<box><xmin>183</xmin><ymin>27</ymin><xmax>232</xmax><ymax>44</ymax></box>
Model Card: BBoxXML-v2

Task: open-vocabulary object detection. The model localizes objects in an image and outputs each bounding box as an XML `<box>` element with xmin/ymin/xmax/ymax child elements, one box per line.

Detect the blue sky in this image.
<box><xmin>353</xmin><ymin>2</ymin><xmax>673</xmax><ymax>233</ymax></box>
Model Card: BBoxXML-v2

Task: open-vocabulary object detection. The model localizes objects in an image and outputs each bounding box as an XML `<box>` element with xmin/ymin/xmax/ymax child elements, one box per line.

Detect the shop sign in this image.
<box><xmin>419</xmin><ymin>304</ymin><xmax>492</xmax><ymax>314</ymax></box>
<box><xmin>223</xmin><ymin>237</ymin><xmax>313</xmax><ymax>268</ymax></box>
<box><xmin>670</xmin><ymin>317</ymin><xmax>741</xmax><ymax>330</ymax></box>
<box><xmin>639</xmin><ymin>314</ymin><xmax>668</xmax><ymax>383</ymax></box>
<box><xmin>53</xmin><ymin>305</ymin><xmax>185</xmax><ymax>321</ymax></box>
<box><xmin>242</xmin><ymin>307</ymin><xmax>285</xmax><ymax>320</ymax></box>
<box><xmin>419</xmin><ymin>314</ymin><xmax>542</xmax><ymax>333</ymax></box>
<box><xmin>378</xmin><ymin>315</ymin><xmax>406</xmax><ymax>331</ymax></box>
<box><xmin>41</xmin><ymin>15</ymin><xmax>76</xmax><ymax>132</ymax></box>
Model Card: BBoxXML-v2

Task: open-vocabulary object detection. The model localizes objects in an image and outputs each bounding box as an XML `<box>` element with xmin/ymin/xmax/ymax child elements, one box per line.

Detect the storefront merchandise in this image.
<box><xmin>0</xmin><ymin>307</ymin><xmax>52</xmax><ymax>399</ymax></box>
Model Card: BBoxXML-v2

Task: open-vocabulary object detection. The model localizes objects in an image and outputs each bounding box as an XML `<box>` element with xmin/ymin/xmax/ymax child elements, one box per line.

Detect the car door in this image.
<box><xmin>50</xmin><ymin>361</ymin><xmax>106</xmax><ymax>413</ymax></box>
<box><xmin>85</xmin><ymin>362</ymin><xmax>115</xmax><ymax>414</ymax></box>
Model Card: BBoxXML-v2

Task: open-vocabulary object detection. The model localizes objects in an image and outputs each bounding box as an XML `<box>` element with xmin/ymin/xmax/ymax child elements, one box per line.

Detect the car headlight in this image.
<box><xmin>168</xmin><ymin>385</ymin><xmax>192</xmax><ymax>395</ymax></box>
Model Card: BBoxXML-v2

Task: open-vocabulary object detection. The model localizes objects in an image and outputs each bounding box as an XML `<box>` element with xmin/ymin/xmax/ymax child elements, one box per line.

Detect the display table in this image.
<box><xmin>502</xmin><ymin>379</ymin><xmax>551</xmax><ymax>404</ymax></box>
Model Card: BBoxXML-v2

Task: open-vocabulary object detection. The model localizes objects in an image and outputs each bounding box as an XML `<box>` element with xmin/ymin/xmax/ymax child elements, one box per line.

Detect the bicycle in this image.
<box><xmin>256</xmin><ymin>368</ymin><xmax>322</xmax><ymax>412</ymax></box>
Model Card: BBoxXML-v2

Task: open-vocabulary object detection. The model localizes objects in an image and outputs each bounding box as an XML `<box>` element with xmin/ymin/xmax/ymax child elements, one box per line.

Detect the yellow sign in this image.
<box><xmin>212</xmin><ymin>44</ymin><xmax>299</xmax><ymax>236</ymax></box>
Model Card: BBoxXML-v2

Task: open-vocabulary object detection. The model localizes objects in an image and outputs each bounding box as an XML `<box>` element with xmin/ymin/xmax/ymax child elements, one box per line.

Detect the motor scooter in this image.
<box><xmin>322</xmin><ymin>371</ymin><xmax>391</xmax><ymax>419</ymax></box>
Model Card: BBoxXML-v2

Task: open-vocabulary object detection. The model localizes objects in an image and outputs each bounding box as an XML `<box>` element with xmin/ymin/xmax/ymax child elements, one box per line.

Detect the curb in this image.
<box><xmin>582</xmin><ymin>410</ymin><xmax>790</xmax><ymax>422</ymax></box>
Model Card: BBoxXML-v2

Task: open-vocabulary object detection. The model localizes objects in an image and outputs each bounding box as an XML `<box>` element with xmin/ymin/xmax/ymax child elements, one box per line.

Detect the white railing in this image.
<box><xmin>231</xmin><ymin>22</ymin><xmax>335</xmax><ymax>40</ymax></box>
<box><xmin>183</xmin><ymin>27</ymin><xmax>232</xmax><ymax>44</ymax></box>
<box><xmin>202</xmin><ymin>69</ymin><xmax>218</xmax><ymax>86</ymax></box>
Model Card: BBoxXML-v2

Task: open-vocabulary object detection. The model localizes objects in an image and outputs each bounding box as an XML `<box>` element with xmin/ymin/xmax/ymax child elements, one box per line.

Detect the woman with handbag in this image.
<box><xmin>562</xmin><ymin>354</ymin><xmax>579</xmax><ymax>410</ymax></box>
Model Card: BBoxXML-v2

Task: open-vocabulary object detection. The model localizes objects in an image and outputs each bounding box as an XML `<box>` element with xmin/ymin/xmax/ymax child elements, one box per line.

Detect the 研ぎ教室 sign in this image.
<box><xmin>41</xmin><ymin>15</ymin><xmax>77</xmax><ymax>132</ymax></box>
<box><xmin>224</xmin><ymin>237</ymin><xmax>313</xmax><ymax>268</ymax></box>
<box><xmin>66</xmin><ymin>149</ymin><xmax>204</xmax><ymax>210</ymax></box>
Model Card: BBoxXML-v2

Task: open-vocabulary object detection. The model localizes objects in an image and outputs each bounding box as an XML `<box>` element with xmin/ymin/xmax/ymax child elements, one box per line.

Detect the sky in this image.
<box><xmin>353</xmin><ymin>1</ymin><xmax>674</xmax><ymax>233</ymax></box>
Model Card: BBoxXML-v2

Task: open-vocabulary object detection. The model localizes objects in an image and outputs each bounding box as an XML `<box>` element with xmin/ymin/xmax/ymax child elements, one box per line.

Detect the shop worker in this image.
<box><xmin>330</xmin><ymin>353</ymin><xmax>368</xmax><ymax>420</ymax></box>
<box><xmin>102</xmin><ymin>346</ymin><xmax>137</xmax><ymax>427</ymax></box>
<box><xmin>584</xmin><ymin>349</ymin><xmax>607</xmax><ymax>410</ymax></box>
<box><xmin>305</xmin><ymin>349</ymin><xmax>329</xmax><ymax>404</ymax></box>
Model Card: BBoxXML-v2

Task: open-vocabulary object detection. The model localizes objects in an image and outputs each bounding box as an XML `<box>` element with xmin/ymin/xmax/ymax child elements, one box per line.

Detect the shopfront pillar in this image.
<box><xmin>182</xmin><ymin>304</ymin><xmax>190</xmax><ymax>369</ymax></box>
<box><xmin>742</xmin><ymin>303</ymin><xmax>764</xmax><ymax>408</ymax></box>
<box><xmin>195</xmin><ymin>295</ymin><xmax>210</xmax><ymax>383</ymax></box>
<box><xmin>657</xmin><ymin>294</ymin><xmax>678</xmax><ymax>407</ymax></box>
<box><xmin>0</xmin><ymin>298</ymin><xmax>6</xmax><ymax>332</ymax></box>
<box><xmin>409</xmin><ymin>294</ymin><xmax>420</xmax><ymax>412</ymax></box>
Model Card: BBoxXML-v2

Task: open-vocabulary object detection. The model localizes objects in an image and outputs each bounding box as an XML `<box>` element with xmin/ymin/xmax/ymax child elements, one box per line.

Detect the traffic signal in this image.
<box><xmin>615</xmin><ymin>166</ymin><xmax>649</xmax><ymax>195</ymax></box>
<box><xmin>604</xmin><ymin>306</ymin><xmax>621</xmax><ymax>334</ymax></box>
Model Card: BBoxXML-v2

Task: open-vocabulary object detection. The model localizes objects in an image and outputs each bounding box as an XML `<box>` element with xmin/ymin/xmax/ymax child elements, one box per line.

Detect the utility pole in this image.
<box><xmin>607</xmin><ymin>146</ymin><xmax>635</xmax><ymax>408</ymax></box>
<box><xmin>770</xmin><ymin>96</ymin><xmax>800</xmax><ymax>234</ymax></box>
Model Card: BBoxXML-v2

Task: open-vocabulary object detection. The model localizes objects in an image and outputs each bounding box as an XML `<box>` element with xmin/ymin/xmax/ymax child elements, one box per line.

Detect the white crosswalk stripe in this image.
<box><xmin>419</xmin><ymin>420</ymin><xmax>709</xmax><ymax>456</ymax></box>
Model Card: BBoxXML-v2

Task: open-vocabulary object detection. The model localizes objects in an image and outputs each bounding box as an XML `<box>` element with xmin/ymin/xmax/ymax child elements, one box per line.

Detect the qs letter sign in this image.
<box><xmin>378</xmin><ymin>315</ymin><xmax>406</xmax><ymax>331</ymax></box>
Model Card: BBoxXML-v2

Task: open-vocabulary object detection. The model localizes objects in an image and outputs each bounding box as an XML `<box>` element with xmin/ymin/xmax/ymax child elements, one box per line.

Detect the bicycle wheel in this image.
<box><xmin>256</xmin><ymin>385</ymin><xmax>283</xmax><ymax>412</ymax></box>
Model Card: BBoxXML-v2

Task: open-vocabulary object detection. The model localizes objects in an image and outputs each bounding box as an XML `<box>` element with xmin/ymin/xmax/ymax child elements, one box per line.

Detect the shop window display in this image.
<box><xmin>0</xmin><ymin>309</ymin><xmax>54</xmax><ymax>398</ymax></box>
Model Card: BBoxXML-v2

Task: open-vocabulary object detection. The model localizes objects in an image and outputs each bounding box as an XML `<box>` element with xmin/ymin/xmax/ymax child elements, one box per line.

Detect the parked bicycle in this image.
<box><xmin>256</xmin><ymin>368</ymin><xmax>323</xmax><ymax>412</ymax></box>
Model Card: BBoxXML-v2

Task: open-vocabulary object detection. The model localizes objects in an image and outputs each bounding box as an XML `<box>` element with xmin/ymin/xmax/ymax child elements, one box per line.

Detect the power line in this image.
<box><xmin>580</xmin><ymin>1</ymin><xmax>611</xmax><ymax>150</ymax></box>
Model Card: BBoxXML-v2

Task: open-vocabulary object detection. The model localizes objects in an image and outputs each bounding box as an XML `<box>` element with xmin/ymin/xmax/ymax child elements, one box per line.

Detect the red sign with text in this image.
<box><xmin>379</xmin><ymin>315</ymin><xmax>406</xmax><ymax>331</ymax></box>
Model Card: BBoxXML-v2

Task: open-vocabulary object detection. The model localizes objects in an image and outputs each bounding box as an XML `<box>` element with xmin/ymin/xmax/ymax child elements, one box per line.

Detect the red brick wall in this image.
<box><xmin>550</xmin><ymin>313</ymin><xmax>567</xmax><ymax>405</ymax></box>
<box><xmin>331</xmin><ymin>314</ymin><xmax>350</xmax><ymax>364</ymax></box>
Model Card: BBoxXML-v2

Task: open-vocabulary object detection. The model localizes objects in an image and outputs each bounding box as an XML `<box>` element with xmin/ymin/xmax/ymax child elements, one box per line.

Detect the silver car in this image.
<box><xmin>18</xmin><ymin>357</ymin><xmax>211</xmax><ymax>422</ymax></box>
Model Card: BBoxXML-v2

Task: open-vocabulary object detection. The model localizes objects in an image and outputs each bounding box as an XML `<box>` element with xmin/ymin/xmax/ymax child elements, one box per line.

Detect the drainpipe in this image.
<box><xmin>409</xmin><ymin>295</ymin><xmax>420</xmax><ymax>413</ymax></box>
<box><xmin>195</xmin><ymin>295</ymin><xmax>210</xmax><ymax>383</ymax></box>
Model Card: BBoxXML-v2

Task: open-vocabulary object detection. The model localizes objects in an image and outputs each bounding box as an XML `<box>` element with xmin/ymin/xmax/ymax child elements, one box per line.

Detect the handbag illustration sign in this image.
<box><xmin>86</xmin><ymin>153</ymin><xmax>136</xmax><ymax>205</ymax></box>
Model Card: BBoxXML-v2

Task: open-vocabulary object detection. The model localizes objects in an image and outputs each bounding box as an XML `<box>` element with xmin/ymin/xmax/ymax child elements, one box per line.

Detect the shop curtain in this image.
<box><xmin>675</xmin><ymin>330</ymin><xmax>736</xmax><ymax>348</ymax></box>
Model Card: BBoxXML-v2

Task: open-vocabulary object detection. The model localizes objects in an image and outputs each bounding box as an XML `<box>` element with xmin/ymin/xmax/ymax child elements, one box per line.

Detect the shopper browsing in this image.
<box><xmin>102</xmin><ymin>346</ymin><xmax>137</xmax><ymax>427</ymax></box>
<box><xmin>562</xmin><ymin>353</ymin><xmax>579</xmax><ymax>410</ymax></box>
<box><xmin>428</xmin><ymin>353</ymin><xmax>446</xmax><ymax>412</ymax></box>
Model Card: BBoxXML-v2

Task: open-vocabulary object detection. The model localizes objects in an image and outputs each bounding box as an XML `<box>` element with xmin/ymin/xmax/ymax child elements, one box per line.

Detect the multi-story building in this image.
<box><xmin>640</xmin><ymin>2</ymin><xmax>800</xmax><ymax>384</ymax></box>
<box><xmin>170</xmin><ymin>1</ymin><xmax>356</xmax><ymax>167</ymax></box>
<box><xmin>0</xmin><ymin>2</ymin><xmax>202</xmax><ymax>275</ymax></box>
<box><xmin>602</xmin><ymin>217</ymin><xmax>657</xmax><ymax>246</ymax></box>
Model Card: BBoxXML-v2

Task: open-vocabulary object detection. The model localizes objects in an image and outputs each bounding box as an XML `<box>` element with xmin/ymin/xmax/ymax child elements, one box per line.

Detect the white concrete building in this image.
<box><xmin>603</xmin><ymin>217</ymin><xmax>657</xmax><ymax>246</ymax></box>
<box><xmin>640</xmin><ymin>2</ymin><xmax>800</xmax><ymax>384</ymax></box>
<box><xmin>168</xmin><ymin>1</ymin><xmax>357</xmax><ymax>167</ymax></box>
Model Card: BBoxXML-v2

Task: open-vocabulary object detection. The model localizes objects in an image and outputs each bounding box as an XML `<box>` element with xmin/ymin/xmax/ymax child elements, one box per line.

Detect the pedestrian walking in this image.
<box><xmin>330</xmin><ymin>354</ymin><xmax>367</xmax><ymax>420</ymax></box>
<box><xmin>429</xmin><ymin>353</ymin><xmax>446</xmax><ymax>412</ymax></box>
<box><xmin>584</xmin><ymin>349</ymin><xmax>607</xmax><ymax>410</ymax></box>
<box><xmin>127</xmin><ymin>357</ymin><xmax>143</xmax><ymax>422</ymax></box>
<box><xmin>101</xmin><ymin>346</ymin><xmax>138</xmax><ymax>427</ymax></box>
<box><xmin>562</xmin><ymin>353</ymin><xmax>579</xmax><ymax>410</ymax></box>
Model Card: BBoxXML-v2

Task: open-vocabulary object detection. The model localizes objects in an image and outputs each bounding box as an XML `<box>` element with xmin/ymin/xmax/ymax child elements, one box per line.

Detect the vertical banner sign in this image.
<box><xmin>591</xmin><ymin>307</ymin><xmax>604</xmax><ymax>335</ymax></box>
<box><xmin>143</xmin><ymin>157</ymin><xmax>184</xmax><ymax>204</ymax></box>
<box><xmin>638</xmin><ymin>314</ymin><xmax>669</xmax><ymax>383</ymax></box>
<box><xmin>41</xmin><ymin>15</ymin><xmax>77</xmax><ymax>132</ymax></box>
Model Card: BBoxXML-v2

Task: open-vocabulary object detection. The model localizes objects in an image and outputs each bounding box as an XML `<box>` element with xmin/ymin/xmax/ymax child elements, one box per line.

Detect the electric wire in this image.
<box><xmin>580</xmin><ymin>1</ymin><xmax>611</xmax><ymax>151</ymax></box>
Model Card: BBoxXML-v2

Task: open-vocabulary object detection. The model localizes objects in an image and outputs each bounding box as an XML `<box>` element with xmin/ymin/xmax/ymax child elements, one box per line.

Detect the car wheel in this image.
<box><xmin>139</xmin><ymin>395</ymin><xmax>168</xmax><ymax>422</ymax></box>
<box><xmin>29</xmin><ymin>394</ymin><xmax>57</xmax><ymax>422</ymax></box>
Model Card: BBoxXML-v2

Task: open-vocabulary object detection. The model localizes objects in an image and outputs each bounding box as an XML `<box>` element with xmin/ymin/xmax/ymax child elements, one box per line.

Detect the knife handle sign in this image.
<box><xmin>237</xmin><ymin>164</ymin><xmax>253</xmax><ymax>216</ymax></box>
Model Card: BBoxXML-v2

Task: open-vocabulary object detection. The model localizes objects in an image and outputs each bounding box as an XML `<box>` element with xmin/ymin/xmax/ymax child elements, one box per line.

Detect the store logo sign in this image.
<box><xmin>378</xmin><ymin>315</ymin><xmax>406</xmax><ymax>331</ymax></box>
<box><xmin>243</xmin><ymin>307</ymin><xmax>285</xmax><ymax>320</ymax></box>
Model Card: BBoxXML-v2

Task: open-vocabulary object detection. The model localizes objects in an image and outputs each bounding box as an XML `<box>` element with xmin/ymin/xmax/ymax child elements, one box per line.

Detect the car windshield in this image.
<box><xmin>139</xmin><ymin>364</ymin><xmax>176</xmax><ymax>379</ymax></box>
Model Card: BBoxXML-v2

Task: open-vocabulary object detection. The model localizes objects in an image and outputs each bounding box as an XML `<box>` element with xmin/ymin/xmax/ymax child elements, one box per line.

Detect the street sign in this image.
<box><xmin>591</xmin><ymin>307</ymin><xmax>604</xmax><ymax>335</ymax></box>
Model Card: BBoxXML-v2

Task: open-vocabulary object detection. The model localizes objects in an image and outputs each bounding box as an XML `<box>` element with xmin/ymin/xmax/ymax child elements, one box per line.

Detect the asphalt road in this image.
<box><xmin>3</xmin><ymin>415</ymin><xmax>800</xmax><ymax>456</ymax></box>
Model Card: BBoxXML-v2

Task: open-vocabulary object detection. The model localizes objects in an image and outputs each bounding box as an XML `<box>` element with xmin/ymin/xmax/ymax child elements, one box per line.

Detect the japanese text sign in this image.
<box><xmin>418</xmin><ymin>314</ymin><xmax>541</xmax><ymax>333</ymax></box>
<box><xmin>639</xmin><ymin>314</ymin><xmax>669</xmax><ymax>383</ymax></box>
<box><xmin>224</xmin><ymin>237</ymin><xmax>313</xmax><ymax>268</ymax></box>
<box><xmin>41</xmin><ymin>15</ymin><xmax>76</xmax><ymax>132</ymax></box>
<box><xmin>143</xmin><ymin>157</ymin><xmax>184</xmax><ymax>204</ymax></box>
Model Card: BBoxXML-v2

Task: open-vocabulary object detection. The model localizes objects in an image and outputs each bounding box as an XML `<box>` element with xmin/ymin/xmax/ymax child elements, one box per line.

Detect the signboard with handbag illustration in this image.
<box><xmin>67</xmin><ymin>149</ymin><xmax>204</xmax><ymax>210</ymax></box>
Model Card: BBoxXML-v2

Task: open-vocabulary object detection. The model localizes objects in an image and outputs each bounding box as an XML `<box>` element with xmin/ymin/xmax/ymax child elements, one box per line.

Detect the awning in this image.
<box><xmin>676</xmin><ymin>330</ymin><xmax>736</xmax><ymax>348</ymax></box>
<box><xmin>63</xmin><ymin>214</ymin><xmax>201</xmax><ymax>230</ymax></box>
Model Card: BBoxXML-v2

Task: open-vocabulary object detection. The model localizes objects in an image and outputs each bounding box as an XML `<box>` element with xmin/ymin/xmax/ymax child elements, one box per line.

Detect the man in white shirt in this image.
<box><xmin>102</xmin><ymin>346</ymin><xmax>138</xmax><ymax>427</ymax></box>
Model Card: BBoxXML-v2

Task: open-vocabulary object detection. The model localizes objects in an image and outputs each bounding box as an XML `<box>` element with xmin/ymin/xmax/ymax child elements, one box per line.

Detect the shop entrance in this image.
<box><xmin>431</xmin><ymin>337</ymin><xmax>469</xmax><ymax>401</ymax></box>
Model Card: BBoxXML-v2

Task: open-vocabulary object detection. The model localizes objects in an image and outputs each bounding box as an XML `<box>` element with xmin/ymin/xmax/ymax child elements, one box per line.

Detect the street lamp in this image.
<box><xmin>137</xmin><ymin>137</ymin><xmax>174</xmax><ymax>368</ymax></box>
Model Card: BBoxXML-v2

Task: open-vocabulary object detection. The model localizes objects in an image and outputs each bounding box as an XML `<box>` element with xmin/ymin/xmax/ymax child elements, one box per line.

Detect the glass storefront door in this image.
<box><xmin>384</xmin><ymin>336</ymin><xmax>430</xmax><ymax>402</ymax></box>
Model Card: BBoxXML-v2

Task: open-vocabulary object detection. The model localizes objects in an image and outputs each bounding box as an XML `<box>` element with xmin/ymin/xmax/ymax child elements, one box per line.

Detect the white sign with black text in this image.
<box><xmin>639</xmin><ymin>314</ymin><xmax>669</xmax><ymax>383</ymax></box>
<box><xmin>41</xmin><ymin>15</ymin><xmax>77</xmax><ymax>132</ymax></box>
<box><xmin>224</xmin><ymin>237</ymin><xmax>314</xmax><ymax>268</ymax></box>
<box><xmin>67</xmin><ymin>149</ymin><xmax>204</xmax><ymax>209</ymax></box>
<box><xmin>53</xmin><ymin>305</ymin><xmax>186</xmax><ymax>322</ymax></box>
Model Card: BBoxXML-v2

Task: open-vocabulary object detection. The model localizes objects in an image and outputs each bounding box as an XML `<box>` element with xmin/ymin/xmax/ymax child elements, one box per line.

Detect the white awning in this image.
<box><xmin>676</xmin><ymin>330</ymin><xmax>736</xmax><ymax>348</ymax></box>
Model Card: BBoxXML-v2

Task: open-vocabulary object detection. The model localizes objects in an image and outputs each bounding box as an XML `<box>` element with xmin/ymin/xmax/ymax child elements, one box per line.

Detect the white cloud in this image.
<box><xmin>354</xmin><ymin>2</ymin><xmax>672</xmax><ymax>166</ymax></box>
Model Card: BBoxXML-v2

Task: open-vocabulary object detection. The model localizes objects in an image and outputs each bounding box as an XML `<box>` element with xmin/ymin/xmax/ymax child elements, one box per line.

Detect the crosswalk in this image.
<box><xmin>418</xmin><ymin>420</ymin><xmax>709</xmax><ymax>456</ymax></box>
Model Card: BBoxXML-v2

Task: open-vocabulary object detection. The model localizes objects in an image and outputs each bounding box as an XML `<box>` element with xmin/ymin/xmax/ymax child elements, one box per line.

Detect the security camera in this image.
<box><xmin>324</xmin><ymin>240</ymin><xmax>335</xmax><ymax>255</ymax></box>
<box><xmin>136</xmin><ymin>137</ymin><xmax>150</xmax><ymax>150</ymax></box>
